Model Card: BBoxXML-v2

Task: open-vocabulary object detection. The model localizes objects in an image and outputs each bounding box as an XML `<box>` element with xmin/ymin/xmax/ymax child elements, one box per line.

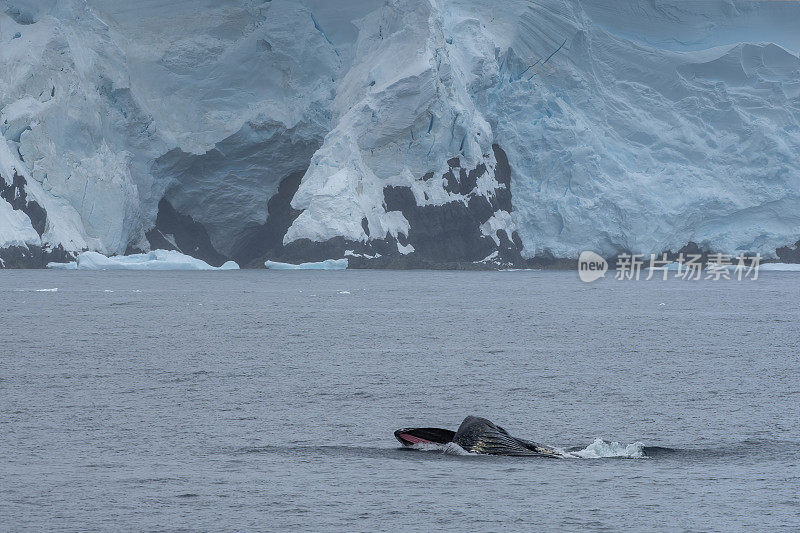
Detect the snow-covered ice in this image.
<box><xmin>46</xmin><ymin>250</ymin><xmax>239</xmax><ymax>271</ymax></box>
<box><xmin>265</xmin><ymin>259</ymin><xmax>348</xmax><ymax>270</ymax></box>
<box><xmin>0</xmin><ymin>198</ymin><xmax>40</xmax><ymax>248</ymax></box>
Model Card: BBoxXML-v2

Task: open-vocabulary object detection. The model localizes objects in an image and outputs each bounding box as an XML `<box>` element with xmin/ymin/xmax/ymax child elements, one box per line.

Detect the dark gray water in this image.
<box><xmin>2</xmin><ymin>270</ymin><xmax>799</xmax><ymax>531</ymax></box>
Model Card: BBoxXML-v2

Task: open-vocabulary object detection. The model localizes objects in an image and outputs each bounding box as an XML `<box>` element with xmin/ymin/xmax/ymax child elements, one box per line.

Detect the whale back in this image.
<box><xmin>453</xmin><ymin>416</ymin><xmax>559</xmax><ymax>457</ymax></box>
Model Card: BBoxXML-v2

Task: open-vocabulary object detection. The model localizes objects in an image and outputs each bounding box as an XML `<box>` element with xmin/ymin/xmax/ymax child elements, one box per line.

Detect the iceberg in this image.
<box><xmin>264</xmin><ymin>259</ymin><xmax>348</xmax><ymax>270</ymax></box>
<box><xmin>46</xmin><ymin>250</ymin><xmax>239</xmax><ymax>271</ymax></box>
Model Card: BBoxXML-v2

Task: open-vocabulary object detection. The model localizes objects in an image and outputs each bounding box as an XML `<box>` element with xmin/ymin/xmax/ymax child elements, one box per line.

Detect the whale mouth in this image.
<box><xmin>394</xmin><ymin>428</ymin><xmax>456</xmax><ymax>447</ymax></box>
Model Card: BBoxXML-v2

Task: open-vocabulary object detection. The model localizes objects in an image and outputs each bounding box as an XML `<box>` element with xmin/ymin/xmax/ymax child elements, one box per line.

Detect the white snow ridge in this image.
<box><xmin>2</xmin><ymin>1</ymin><xmax>800</xmax><ymax>268</ymax></box>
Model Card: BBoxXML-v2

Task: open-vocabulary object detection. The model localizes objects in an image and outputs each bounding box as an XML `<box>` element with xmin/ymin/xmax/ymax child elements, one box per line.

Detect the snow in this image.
<box><xmin>344</xmin><ymin>250</ymin><xmax>381</xmax><ymax>259</ymax></box>
<box><xmin>481</xmin><ymin>211</ymin><xmax>516</xmax><ymax>246</ymax></box>
<box><xmin>3</xmin><ymin>1</ymin><xmax>800</xmax><ymax>262</ymax></box>
<box><xmin>397</xmin><ymin>242</ymin><xmax>414</xmax><ymax>255</ymax></box>
<box><xmin>265</xmin><ymin>259</ymin><xmax>348</xmax><ymax>270</ymax></box>
<box><xmin>0</xmin><ymin>198</ymin><xmax>40</xmax><ymax>248</ymax></box>
<box><xmin>46</xmin><ymin>250</ymin><xmax>240</xmax><ymax>270</ymax></box>
<box><xmin>476</xmin><ymin>251</ymin><xmax>499</xmax><ymax>263</ymax></box>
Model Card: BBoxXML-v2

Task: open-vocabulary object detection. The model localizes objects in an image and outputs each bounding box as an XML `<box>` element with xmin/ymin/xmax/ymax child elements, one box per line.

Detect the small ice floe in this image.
<box><xmin>35</xmin><ymin>287</ymin><xmax>58</xmax><ymax>292</ymax></box>
<box><xmin>46</xmin><ymin>250</ymin><xmax>239</xmax><ymax>271</ymax></box>
<box><xmin>264</xmin><ymin>258</ymin><xmax>348</xmax><ymax>270</ymax></box>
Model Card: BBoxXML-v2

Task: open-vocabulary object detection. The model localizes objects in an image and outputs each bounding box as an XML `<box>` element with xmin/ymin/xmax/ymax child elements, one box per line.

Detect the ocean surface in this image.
<box><xmin>1</xmin><ymin>270</ymin><xmax>799</xmax><ymax>531</ymax></box>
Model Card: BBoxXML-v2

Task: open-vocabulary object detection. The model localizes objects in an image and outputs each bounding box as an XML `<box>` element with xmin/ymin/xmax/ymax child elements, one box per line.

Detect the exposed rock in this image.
<box><xmin>0</xmin><ymin>245</ymin><xmax>74</xmax><ymax>269</ymax></box>
<box><xmin>145</xmin><ymin>199</ymin><xmax>229</xmax><ymax>267</ymax></box>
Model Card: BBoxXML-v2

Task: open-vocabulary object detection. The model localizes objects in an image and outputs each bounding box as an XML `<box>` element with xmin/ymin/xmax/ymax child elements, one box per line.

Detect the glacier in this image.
<box><xmin>1</xmin><ymin>0</ymin><xmax>799</xmax><ymax>268</ymax></box>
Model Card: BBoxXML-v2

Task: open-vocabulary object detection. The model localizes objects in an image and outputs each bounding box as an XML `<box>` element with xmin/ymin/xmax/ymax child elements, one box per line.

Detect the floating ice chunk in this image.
<box><xmin>218</xmin><ymin>261</ymin><xmax>240</xmax><ymax>270</ymax></box>
<box><xmin>46</xmin><ymin>250</ymin><xmax>240</xmax><ymax>270</ymax></box>
<box><xmin>264</xmin><ymin>258</ymin><xmax>348</xmax><ymax>270</ymax></box>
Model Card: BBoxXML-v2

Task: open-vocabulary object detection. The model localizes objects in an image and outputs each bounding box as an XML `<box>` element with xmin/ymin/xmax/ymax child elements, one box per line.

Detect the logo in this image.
<box><xmin>578</xmin><ymin>251</ymin><xmax>608</xmax><ymax>282</ymax></box>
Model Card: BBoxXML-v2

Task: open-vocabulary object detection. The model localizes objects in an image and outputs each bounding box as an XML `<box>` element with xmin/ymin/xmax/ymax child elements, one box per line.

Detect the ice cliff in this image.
<box><xmin>2</xmin><ymin>0</ymin><xmax>799</xmax><ymax>268</ymax></box>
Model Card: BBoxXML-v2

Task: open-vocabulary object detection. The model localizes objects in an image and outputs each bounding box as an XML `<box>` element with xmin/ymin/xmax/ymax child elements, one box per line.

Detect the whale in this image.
<box><xmin>395</xmin><ymin>416</ymin><xmax>560</xmax><ymax>457</ymax></box>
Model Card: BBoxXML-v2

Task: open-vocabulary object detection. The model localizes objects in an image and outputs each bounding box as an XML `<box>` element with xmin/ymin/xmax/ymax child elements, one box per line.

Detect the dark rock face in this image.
<box><xmin>382</xmin><ymin>185</ymin><xmax>496</xmax><ymax>262</ymax></box>
<box><xmin>776</xmin><ymin>241</ymin><xmax>800</xmax><ymax>263</ymax></box>
<box><xmin>230</xmin><ymin>170</ymin><xmax>305</xmax><ymax>268</ymax></box>
<box><xmin>0</xmin><ymin>171</ymin><xmax>64</xmax><ymax>268</ymax></box>
<box><xmin>0</xmin><ymin>244</ymin><xmax>74</xmax><ymax>269</ymax></box>
<box><xmin>1</xmin><ymin>171</ymin><xmax>47</xmax><ymax>236</ymax></box>
<box><xmin>371</xmin><ymin>144</ymin><xmax>524</xmax><ymax>266</ymax></box>
<box><xmin>251</xmin><ymin>144</ymin><xmax>526</xmax><ymax>269</ymax></box>
<box><xmin>145</xmin><ymin>199</ymin><xmax>229</xmax><ymax>267</ymax></box>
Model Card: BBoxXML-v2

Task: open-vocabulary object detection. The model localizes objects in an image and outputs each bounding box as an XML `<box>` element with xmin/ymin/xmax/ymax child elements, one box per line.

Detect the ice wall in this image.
<box><xmin>1</xmin><ymin>0</ymin><xmax>799</xmax><ymax>266</ymax></box>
